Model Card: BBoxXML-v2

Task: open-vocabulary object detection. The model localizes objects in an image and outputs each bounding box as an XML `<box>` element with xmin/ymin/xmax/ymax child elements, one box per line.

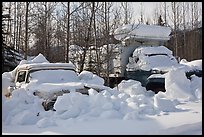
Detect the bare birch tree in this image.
<box><xmin>24</xmin><ymin>2</ymin><xmax>29</xmax><ymax>59</ymax></box>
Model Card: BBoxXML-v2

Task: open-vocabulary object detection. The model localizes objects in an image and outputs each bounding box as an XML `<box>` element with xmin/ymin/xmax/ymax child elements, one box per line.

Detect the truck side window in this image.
<box><xmin>135</xmin><ymin>58</ymin><xmax>139</xmax><ymax>63</ymax></box>
<box><xmin>17</xmin><ymin>71</ymin><xmax>26</xmax><ymax>83</ymax></box>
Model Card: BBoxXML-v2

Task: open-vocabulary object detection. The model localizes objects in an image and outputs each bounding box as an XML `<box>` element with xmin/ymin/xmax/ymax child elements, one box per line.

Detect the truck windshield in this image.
<box><xmin>28</xmin><ymin>69</ymin><xmax>80</xmax><ymax>83</ymax></box>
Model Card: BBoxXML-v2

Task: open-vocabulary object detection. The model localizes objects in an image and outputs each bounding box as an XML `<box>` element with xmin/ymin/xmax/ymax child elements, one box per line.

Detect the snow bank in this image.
<box><xmin>180</xmin><ymin>59</ymin><xmax>202</xmax><ymax>70</ymax></box>
<box><xmin>189</xmin><ymin>75</ymin><xmax>202</xmax><ymax>100</ymax></box>
<box><xmin>154</xmin><ymin>92</ymin><xmax>179</xmax><ymax>112</ymax></box>
<box><xmin>2</xmin><ymin>71</ymin><xmax>15</xmax><ymax>96</ymax></box>
<box><xmin>78</xmin><ymin>71</ymin><xmax>104</xmax><ymax>85</ymax></box>
<box><xmin>2</xmin><ymin>88</ymin><xmax>44</xmax><ymax>125</ymax></box>
<box><xmin>165</xmin><ymin>68</ymin><xmax>202</xmax><ymax>101</ymax></box>
<box><xmin>117</xmin><ymin>80</ymin><xmax>147</xmax><ymax>96</ymax></box>
<box><xmin>53</xmin><ymin>82</ymin><xmax>157</xmax><ymax>122</ymax></box>
<box><xmin>2</xmin><ymin>53</ymin><xmax>202</xmax><ymax>129</ymax></box>
<box><xmin>114</xmin><ymin>24</ymin><xmax>171</xmax><ymax>41</ymax></box>
<box><xmin>2</xmin><ymin>67</ymin><xmax>202</xmax><ymax>126</ymax></box>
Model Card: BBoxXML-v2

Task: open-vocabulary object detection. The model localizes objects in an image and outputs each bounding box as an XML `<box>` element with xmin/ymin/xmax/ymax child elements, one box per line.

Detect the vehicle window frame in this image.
<box><xmin>16</xmin><ymin>70</ymin><xmax>28</xmax><ymax>83</ymax></box>
<box><xmin>27</xmin><ymin>68</ymin><xmax>77</xmax><ymax>83</ymax></box>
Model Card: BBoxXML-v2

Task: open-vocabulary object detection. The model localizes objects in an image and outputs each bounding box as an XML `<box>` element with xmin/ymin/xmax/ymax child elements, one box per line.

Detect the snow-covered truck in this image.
<box><xmin>125</xmin><ymin>45</ymin><xmax>180</xmax><ymax>92</ymax></box>
<box><xmin>107</xmin><ymin>23</ymin><xmax>201</xmax><ymax>92</ymax></box>
<box><xmin>106</xmin><ymin>24</ymin><xmax>173</xmax><ymax>87</ymax></box>
<box><xmin>5</xmin><ymin>54</ymin><xmax>109</xmax><ymax>111</ymax></box>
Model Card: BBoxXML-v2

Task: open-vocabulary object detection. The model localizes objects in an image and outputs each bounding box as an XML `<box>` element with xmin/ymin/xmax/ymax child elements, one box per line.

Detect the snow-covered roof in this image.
<box><xmin>133</xmin><ymin>46</ymin><xmax>173</xmax><ymax>56</ymax></box>
<box><xmin>114</xmin><ymin>24</ymin><xmax>171</xmax><ymax>41</ymax></box>
<box><xmin>15</xmin><ymin>53</ymin><xmax>75</xmax><ymax>71</ymax></box>
<box><xmin>17</xmin><ymin>63</ymin><xmax>76</xmax><ymax>71</ymax></box>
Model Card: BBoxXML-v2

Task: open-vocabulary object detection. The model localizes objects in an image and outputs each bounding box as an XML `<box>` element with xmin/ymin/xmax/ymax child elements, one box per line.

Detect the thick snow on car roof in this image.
<box><xmin>114</xmin><ymin>24</ymin><xmax>171</xmax><ymax>41</ymax></box>
<box><xmin>16</xmin><ymin>53</ymin><xmax>75</xmax><ymax>71</ymax></box>
<box><xmin>17</xmin><ymin>62</ymin><xmax>75</xmax><ymax>71</ymax></box>
<box><xmin>132</xmin><ymin>46</ymin><xmax>173</xmax><ymax>56</ymax></box>
<box><xmin>126</xmin><ymin>46</ymin><xmax>179</xmax><ymax>71</ymax></box>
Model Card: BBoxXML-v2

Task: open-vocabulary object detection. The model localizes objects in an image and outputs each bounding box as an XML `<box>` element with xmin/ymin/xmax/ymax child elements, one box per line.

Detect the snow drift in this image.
<box><xmin>2</xmin><ymin>53</ymin><xmax>202</xmax><ymax>131</ymax></box>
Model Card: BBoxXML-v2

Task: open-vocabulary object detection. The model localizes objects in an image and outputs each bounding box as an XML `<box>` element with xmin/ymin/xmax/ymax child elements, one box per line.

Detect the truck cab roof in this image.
<box><xmin>16</xmin><ymin>62</ymin><xmax>76</xmax><ymax>72</ymax></box>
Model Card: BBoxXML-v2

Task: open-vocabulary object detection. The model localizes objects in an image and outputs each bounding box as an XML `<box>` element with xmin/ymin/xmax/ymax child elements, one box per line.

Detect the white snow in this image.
<box><xmin>78</xmin><ymin>70</ymin><xmax>105</xmax><ymax>85</ymax></box>
<box><xmin>114</xmin><ymin>24</ymin><xmax>171</xmax><ymax>41</ymax></box>
<box><xmin>2</xmin><ymin>53</ymin><xmax>50</xmax><ymax>96</ymax></box>
<box><xmin>19</xmin><ymin>53</ymin><xmax>49</xmax><ymax>65</ymax></box>
<box><xmin>2</xmin><ymin>72</ymin><xmax>15</xmax><ymax>96</ymax></box>
<box><xmin>180</xmin><ymin>59</ymin><xmax>202</xmax><ymax>70</ymax></box>
<box><xmin>126</xmin><ymin>46</ymin><xmax>202</xmax><ymax>73</ymax></box>
<box><xmin>165</xmin><ymin>68</ymin><xmax>202</xmax><ymax>102</ymax></box>
<box><xmin>2</xmin><ymin>53</ymin><xmax>202</xmax><ymax>135</ymax></box>
<box><xmin>126</xmin><ymin>46</ymin><xmax>179</xmax><ymax>71</ymax></box>
<box><xmin>133</xmin><ymin>45</ymin><xmax>173</xmax><ymax>55</ymax></box>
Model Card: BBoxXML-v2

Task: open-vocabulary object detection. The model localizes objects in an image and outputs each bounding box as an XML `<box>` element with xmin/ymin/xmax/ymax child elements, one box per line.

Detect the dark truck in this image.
<box><xmin>125</xmin><ymin>46</ymin><xmax>202</xmax><ymax>93</ymax></box>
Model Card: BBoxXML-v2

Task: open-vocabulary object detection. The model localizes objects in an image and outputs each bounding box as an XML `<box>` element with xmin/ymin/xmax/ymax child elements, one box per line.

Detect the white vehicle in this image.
<box><xmin>8</xmin><ymin>62</ymin><xmax>107</xmax><ymax>111</ymax></box>
<box><xmin>126</xmin><ymin>45</ymin><xmax>179</xmax><ymax>72</ymax></box>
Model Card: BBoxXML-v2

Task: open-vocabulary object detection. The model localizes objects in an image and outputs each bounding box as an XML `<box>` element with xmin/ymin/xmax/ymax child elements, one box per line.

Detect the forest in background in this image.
<box><xmin>2</xmin><ymin>2</ymin><xmax>202</xmax><ymax>76</ymax></box>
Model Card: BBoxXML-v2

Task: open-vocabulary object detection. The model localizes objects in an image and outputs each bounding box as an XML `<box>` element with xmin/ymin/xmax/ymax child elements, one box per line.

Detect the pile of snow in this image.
<box><xmin>180</xmin><ymin>59</ymin><xmax>202</xmax><ymax>71</ymax></box>
<box><xmin>2</xmin><ymin>71</ymin><xmax>15</xmax><ymax>96</ymax></box>
<box><xmin>165</xmin><ymin>68</ymin><xmax>202</xmax><ymax>101</ymax></box>
<box><xmin>19</xmin><ymin>53</ymin><xmax>49</xmax><ymax>65</ymax></box>
<box><xmin>127</xmin><ymin>46</ymin><xmax>179</xmax><ymax>71</ymax></box>
<box><xmin>2</xmin><ymin>53</ymin><xmax>202</xmax><ymax>134</ymax></box>
<box><xmin>114</xmin><ymin>24</ymin><xmax>171</xmax><ymax>41</ymax></box>
<box><xmin>154</xmin><ymin>92</ymin><xmax>179</xmax><ymax>112</ymax></box>
<box><xmin>117</xmin><ymin>80</ymin><xmax>147</xmax><ymax>96</ymax></box>
<box><xmin>78</xmin><ymin>71</ymin><xmax>104</xmax><ymax>85</ymax></box>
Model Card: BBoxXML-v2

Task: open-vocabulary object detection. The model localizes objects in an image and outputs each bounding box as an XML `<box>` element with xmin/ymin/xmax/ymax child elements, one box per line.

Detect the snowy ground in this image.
<box><xmin>2</xmin><ymin>54</ymin><xmax>202</xmax><ymax>135</ymax></box>
<box><xmin>2</xmin><ymin>101</ymin><xmax>202</xmax><ymax>135</ymax></box>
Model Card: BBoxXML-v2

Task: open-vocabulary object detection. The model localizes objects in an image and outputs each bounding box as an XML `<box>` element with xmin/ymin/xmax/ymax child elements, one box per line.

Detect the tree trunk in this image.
<box><xmin>65</xmin><ymin>2</ymin><xmax>70</xmax><ymax>63</ymax></box>
<box><xmin>24</xmin><ymin>2</ymin><xmax>29</xmax><ymax>60</ymax></box>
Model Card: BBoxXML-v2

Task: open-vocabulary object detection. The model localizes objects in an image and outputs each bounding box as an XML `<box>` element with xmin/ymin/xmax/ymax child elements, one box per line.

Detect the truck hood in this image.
<box><xmin>26</xmin><ymin>82</ymin><xmax>108</xmax><ymax>100</ymax></box>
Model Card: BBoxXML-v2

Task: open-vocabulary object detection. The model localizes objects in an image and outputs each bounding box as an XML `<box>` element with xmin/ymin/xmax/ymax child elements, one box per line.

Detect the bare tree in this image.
<box><xmin>24</xmin><ymin>2</ymin><xmax>29</xmax><ymax>59</ymax></box>
<box><xmin>65</xmin><ymin>2</ymin><xmax>70</xmax><ymax>63</ymax></box>
<box><xmin>58</xmin><ymin>2</ymin><xmax>87</xmax><ymax>63</ymax></box>
<box><xmin>31</xmin><ymin>2</ymin><xmax>57</xmax><ymax>60</ymax></box>
<box><xmin>170</xmin><ymin>2</ymin><xmax>182</xmax><ymax>57</ymax></box>
<box><xmin>4</xmin><ymin>2</ymin><xmax>12</xmax><ymax>47</ymax></box>
<box><xmin>16</xmin><ymin>2</ymin><xmax>24</xmax><ymax>53</ymax></box>
<box><xmin>164</xmin><ymin>2</ymin><xmax>167</xmax><ymax>26</ymax></box>
<box><xmin>139</xmin><ymin>2</ymin><xmax>144</xmax><ymax>24</ymax></box>
<box><xmin>120</xmin><ymin>2</ymin><xmax>133</xmax><ymax>25</ymax></box>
